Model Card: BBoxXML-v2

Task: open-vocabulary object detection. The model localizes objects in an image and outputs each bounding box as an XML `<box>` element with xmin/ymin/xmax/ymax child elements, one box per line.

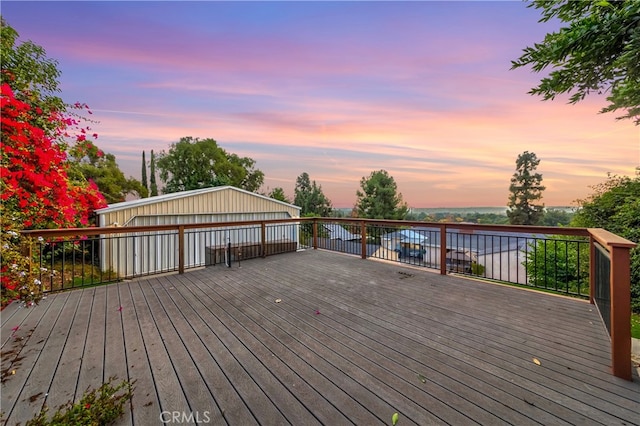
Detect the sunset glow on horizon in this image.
<box><xmin>3</xmin><ymin>1</ymin><xmax>638</xmax><ymax>208</ymax></box>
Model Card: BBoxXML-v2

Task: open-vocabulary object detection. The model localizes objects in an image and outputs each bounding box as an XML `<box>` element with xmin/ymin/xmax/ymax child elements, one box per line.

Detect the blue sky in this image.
<box><xmin>2</xmin><ymin>1</ymin><xmax>638</xmax><ymax>207</ymax></box>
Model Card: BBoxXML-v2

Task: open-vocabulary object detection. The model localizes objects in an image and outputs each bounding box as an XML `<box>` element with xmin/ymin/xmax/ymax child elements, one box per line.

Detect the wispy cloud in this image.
<box><xmin>2</xmin><ymin>1</ymin><xmax>637</xmax><ymax>207</ymax></box>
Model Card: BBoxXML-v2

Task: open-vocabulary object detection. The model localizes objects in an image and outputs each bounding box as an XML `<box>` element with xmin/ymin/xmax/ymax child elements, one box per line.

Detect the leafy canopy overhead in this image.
<box><xmin>512</xmin><ymin>0</ymin><xmax>640</xmax><ymax>124</ymax></box>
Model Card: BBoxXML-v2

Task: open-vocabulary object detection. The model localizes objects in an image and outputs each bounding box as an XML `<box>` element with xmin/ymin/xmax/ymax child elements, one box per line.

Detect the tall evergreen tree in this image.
<box><xmin>355</xmin><ymin>170</ymin><xmax>408</xmax><ymax>220</ymax></box>
<box><xmin>294</xmin><ymin>172</ymin><xmax>332</xmax><ymax>216</ymax></box>
<box><xmin>149</xmin><ymin>149</ymin><xmax>158</xmax><ymax>196</ymax></box>
<box><xmin>507</xmin><ymin>151</ymin><xmax>545</xmax><ymax>225</ymax></box>
<box><xmin>141</xmin><ymin>150</ymin><xmax>148</xmax><ymax>196</ymax></box>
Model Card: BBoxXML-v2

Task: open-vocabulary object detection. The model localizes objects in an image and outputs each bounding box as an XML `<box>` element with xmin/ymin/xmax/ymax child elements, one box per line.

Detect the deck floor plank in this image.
<box><xmin>176</xmin><ymin>272</ymin><xmax>371</xmax><ymax>425</ymax></box>
<box><xmin>226</xmin><ymin>268</ymin><xmax>553</xmax><ymax>426</ymax></box>
<box><xmin>261</xmin><ymin>254</ymin><xmax>633</xmax><ymax>425</ymax></box>
<box><xmin>1</xmin><ymin>291</ymin><xmax>71</xmax><ymax>423</ymax></box>
<box><xmin>75</xmin><ymin>285</ymin><xmax>108</xmax><ymax>401</ymax></box>
<box><xmin>151</xmin><ymin>276</ymin><xmax>261</xmax><ymax>426</ymax></box>
<box><xmin>185</xmin><ymin>271</ymin><xmax>393</xmax><ymax>426</ymax></box>
<box><xmin>118</xmin><ymin>281</ymin><xmax>160</xmax><ymax>425</ymax></box>
<box><xmin>174</xmin><ymin>272</ymin><xmax>318</xmax><ymax>425</ymax></box>
<box><xmin>127</xmin><ymin>280</ymin><xmax>191</xmax><ymax>418</ymax></box>
<box><xmin>44</xmin><ymin>288</ymin><xmax>96</xmax><ymax>412</ymax></box>
<box><xmin>233</xmin><ymin>260</ymin><xmax>575</xmax><ymax>426</ymax></box>
<box><xmin>139</xmin><ymin>277</ymin><xmax>223</xmax><ymax>423</ymax></box>
<box><xmin>276</xmin><ymin>262</ymin><xmax>638</xmax><ymax>412</ymax></box>
<box><xmin>103</xmin><ymin>281</ymin><xmax>132</xmax><ymax>425</ymax></box>
<box><xmin>2</xmin><ymin>249</ymin><xmax>638</xmax><ymax>426</ymax></box>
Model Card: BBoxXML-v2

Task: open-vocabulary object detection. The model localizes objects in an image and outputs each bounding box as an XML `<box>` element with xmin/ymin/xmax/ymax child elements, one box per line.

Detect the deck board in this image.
<box><xmin>1</xmin><ymin>249</ymin><xmax>639</xmax><ymax>426</ymax></box>
<box><xmin>44</xmin><ymin>287</ymin><xmax>96</xmax><ymax>412</ymax></box>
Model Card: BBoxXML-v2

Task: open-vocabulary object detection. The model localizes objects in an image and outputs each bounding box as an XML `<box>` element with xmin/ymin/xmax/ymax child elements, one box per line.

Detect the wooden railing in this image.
<box><xmin>22</xmin><ymin>217</ymin><xmax>635</xmax><ymax>380</ymax></box>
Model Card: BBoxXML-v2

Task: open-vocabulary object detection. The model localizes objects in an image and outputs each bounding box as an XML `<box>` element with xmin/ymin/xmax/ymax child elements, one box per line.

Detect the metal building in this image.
<box><xmin>95</xmin><ymin>186</ymin><xmax>301</xmax><ymax>277</ymax></box>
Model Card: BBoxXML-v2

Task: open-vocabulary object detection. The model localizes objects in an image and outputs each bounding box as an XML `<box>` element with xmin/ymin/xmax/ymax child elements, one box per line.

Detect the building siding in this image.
<box><xmin>95</xmin><ymin>186</ymin><xmax>300</xmax><ymax>277</ymax></box>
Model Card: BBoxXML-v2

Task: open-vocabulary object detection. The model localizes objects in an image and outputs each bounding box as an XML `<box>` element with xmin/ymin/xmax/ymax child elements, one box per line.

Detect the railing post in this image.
<box><xmin>361</xmin><ymin>221</ymin><xmax>367</xmax><ymax>259</ymax></box>
<box><xmin>178</xmin><ymin>225</ymin><xmax>185</xmax><ymax>274</ymax></box>
<box><xmin>261</xmin><ymin>222</ymin><xmax>266</xmax><ymax>258</ymax></box>
<box><xmin>313</xmin><ymin>219</ymin><xmax>318</xmax><ymax>250</ymax></box>
<box><xmin>440</xmin><ymin>224</ymin><xmax>447</xmax><ymax>275</ymax></box>
<box><xmin>609</xmin><ymin>244</ymin><xmax>632</xmax><ymax>380</ymax></box>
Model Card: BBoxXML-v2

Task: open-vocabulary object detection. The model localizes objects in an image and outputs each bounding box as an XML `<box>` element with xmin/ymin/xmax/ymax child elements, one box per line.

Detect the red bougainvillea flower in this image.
<box><xmin>1</xmin><ymin>84</ymin><xmax>107</xmax><ymax>301</ymax></box>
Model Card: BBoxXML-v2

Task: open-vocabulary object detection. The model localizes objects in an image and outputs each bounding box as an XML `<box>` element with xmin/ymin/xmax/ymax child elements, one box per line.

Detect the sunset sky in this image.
<box><xmin>3</xmin><ymin>1</ymin><xmax>638</xmax><ymax>208</ymax></box>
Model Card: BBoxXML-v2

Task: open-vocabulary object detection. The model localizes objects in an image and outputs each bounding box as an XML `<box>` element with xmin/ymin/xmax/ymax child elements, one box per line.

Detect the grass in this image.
<box><xmin>43</xmin><ymin>261</ymin><xmax>119</xmax><ymax>292</ymax></box>
<box><xmin>632</xmin><ymin>313</ymin><xmax>640</xmax><ymax>339</ymax></box>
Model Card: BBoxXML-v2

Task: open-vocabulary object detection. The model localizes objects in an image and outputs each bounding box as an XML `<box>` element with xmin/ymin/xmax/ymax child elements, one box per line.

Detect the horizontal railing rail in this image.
<box><xmin>21</xmin><ymin>217</ymin><xmax>635</xmax><ymax>379</ymax></box>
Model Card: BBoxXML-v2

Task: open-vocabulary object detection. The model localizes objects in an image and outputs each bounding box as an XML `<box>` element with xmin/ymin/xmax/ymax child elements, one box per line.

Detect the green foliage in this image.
<box><xmin>0</xmin><ymin>18</ymin><xmax>64</xmax><ymax>133</ymax></box>
<box><xmin>525</xmin><ymin>236</ymin><xmax>590</xmax><ymax>296</ymax></box>
<box><xmin>26</xmin><ymin>377</ymin><xmax>134</xmax><ymax>426</ymax></box>
<box><xmin>294</xmin><ymin>172</ymin><xmax>332</xmax><ymax>216</ymax></box>
<box><xmin>157</xmin><ymin>137</ymin><xmax>264</xmax><ymax>193</ymax></box>
<box><xmin>141</xmin><ymin>151</ymin><xmax>148</xmax><ymax>195</ymax></box>
<box><xmin>507</xmin><ymin>151</ymin><xmax>545</xmax><ymax>225</ymax></box>
<box><xmin>355</xmin><ymin>170</ymin><xmax>408</xmax><ymax>220</ymax></box>
<box><xmin>512</xmin><ymin>0</ymin><xmax>640</xmax><ymax>124</ymax></box>
<box><xmin>541</xmin><ymin>208</ymin><xmax>574</xmax><ymax>226</ymax></box>
<box><xmin>470</xmin><ymin>262</ymin><xmax>485</xmax><ymax>277</ymax></box>
<box><xmin>69</xmin><ymin>148</ymin><xmax>147</xmax><ymax>204</ymax></box>
<box><xmin>572</xmin><ymin>170</ymin><xmax>640</xmax><ymax>312</ymax></box>
<box><xmin>149</xmin><ymin>149</ymin><xmax>158</xmax><ymax>196</ymax></box>
<box><xmin>267</xmin><ymin>187</ymin><xmax>291</xmax><ymax>203</ymax></box>
<box><xmin>632</xmin><ymin>313</ymin><xmax>640</xmax><ymax>339</ymax></box>
<box><xmin>0</xmin><ymin>216</ymin><xmax>44</xmax><ymax>307</ymax></box>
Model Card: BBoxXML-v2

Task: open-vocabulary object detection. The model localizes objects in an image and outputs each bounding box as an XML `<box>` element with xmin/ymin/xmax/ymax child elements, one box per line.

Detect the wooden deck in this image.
<box><xmin>2</xmin><ymin>249</ymin><xmax>639</xmax><ymax>425</ymax></box>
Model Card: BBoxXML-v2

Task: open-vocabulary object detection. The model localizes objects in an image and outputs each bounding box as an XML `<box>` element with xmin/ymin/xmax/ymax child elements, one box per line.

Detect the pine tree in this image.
<box><xmin>507</xmin><ymin>151</ymin><xmax>545</xmax><ymax>225</ymax></box>
<box><xmin>149</xmin><ymin>149</ymin><xmax>158</xmax><ymax>196</ymax></box>
<box><xmin>141</xmin><ymin>151</ymin><xmax>148</xmax><ymax>196</ymax></box>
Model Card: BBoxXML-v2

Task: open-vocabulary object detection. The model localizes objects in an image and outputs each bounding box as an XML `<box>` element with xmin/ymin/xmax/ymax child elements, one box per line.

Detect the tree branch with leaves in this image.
<box><xmin>512</xmin><ymin>0</ymin><xmax>640</xmax><ymax>124</ymax></box>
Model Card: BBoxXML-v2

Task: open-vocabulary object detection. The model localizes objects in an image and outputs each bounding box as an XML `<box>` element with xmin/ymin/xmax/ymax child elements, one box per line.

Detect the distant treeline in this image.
<box><xmin>332</xmin><ymin>207</ymin><xmax>575</xmax><ymax>226</ymax></box>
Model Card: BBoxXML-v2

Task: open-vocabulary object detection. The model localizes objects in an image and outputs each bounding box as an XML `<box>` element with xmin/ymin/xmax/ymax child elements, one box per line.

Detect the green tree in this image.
<box><xmin>294</xmin><ymin>172</ymin><xmax>332</xmax><ymax>216</ymax></box>
<box><xmin>149</xmin><ymin>149</ymin><xmax>158</xmax><ymax>196</ymax></box>
<box><xmin>525</xmin><ymin>236</ymin><xmax>590</xmax><ymax>296</ymax></box>
<box><xmin>541</xmin><ymin>208</ymin><xmax>574</xmax><ymax>227</ymax></box>
<box><xmin>355</xmin><ymin>170</ymin><xmax>408</xmax><ymax>220</ymax></box>
<box><xmin>69</xmin><ymin>145</ymin><xmax>148</xmax><ymax>204</ymax></box>
<box><xmin>512</xmin><ymin>0</ymin><xmax>640</xmax><ymax>124</ymax></box>
<box><xmin>572</xmin><ymin>171</ymin><xmax>640</xmax><ymax>312</ymax></box>
<box><xmin>156</xmin><ymin>137</ymin><xmax>264</xmax><ymax>194</ymax></box>
<box><xmin>267</xmin><ymin>187</ymin><xmax>291</xmax><ymax>203</ymax></box>
<box><xmin>141</xmin><ymin>150</ymin><xmax>148</xmax><ymax>196</ymax></box>
<box><xmin>507</xmin><ymin>151</ymin><xmax>545</xmax><ymax>225</ymax></box>
<box><xmin>1</xmin><ymin>17</ymin><xmax>64</xmax><ymax>132</ymax></box>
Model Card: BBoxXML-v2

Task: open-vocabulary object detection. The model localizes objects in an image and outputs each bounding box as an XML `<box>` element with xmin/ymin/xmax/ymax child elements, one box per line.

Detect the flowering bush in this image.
<box><xmin>0</xmin><ymin>217</ymin><xmax>45</xmax><ymax>307</ymax></box>
<box><xmin>0</xmin><ymin>83</ymin><xmax>107</xmax><ymax>307</ymax></box>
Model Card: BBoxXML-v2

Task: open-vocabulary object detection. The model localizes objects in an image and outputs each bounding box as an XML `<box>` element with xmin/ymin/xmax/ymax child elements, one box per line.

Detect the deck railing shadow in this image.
<box><xmin>22</xmin><ymin>217</ymin><xmax>635</xmax><ymax>380</ymax></box>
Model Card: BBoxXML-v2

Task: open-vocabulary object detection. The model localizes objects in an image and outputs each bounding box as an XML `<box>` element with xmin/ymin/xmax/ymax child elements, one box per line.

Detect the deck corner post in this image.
<box><xmin>609</xmin><ymin>244</ymin><xmax>632</xmax><ymax>381</ymax></box>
